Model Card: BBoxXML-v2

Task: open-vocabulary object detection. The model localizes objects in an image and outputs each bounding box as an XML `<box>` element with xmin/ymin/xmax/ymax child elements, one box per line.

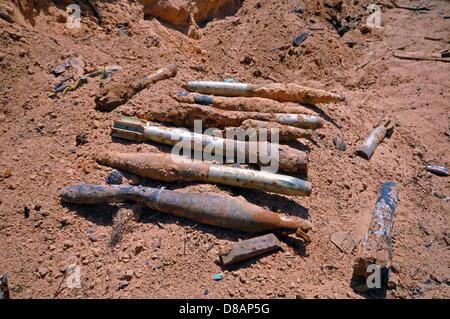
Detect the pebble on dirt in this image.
<box><xmin>332</xmin><ymin>136</ymin><xmax>347</xmax><ymax>151</ymax></box>
<box><xmin>75</xmin><ymin>132</ymin><xmax>88</xmax><ymax>146</ymax></box>
<box><xmin>292</xmin><ymin>32</ymin><xmax>308</xmax><ymax>47</ymax></box>
<box><xmin>105</xmin><ymin>170</ymin><xmax>123</xmax><ymax>185</ymax></box>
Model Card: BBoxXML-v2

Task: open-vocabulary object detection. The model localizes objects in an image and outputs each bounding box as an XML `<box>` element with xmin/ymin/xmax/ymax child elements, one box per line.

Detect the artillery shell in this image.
<box><xmin>138</xmin><ymin>102</ymin><xmax>321</xmax><ymax>129</ymax></box>
<box><xmin>353</xmin><ymin>182</ymin><xmax>399</xmax><ymax>284</ymax></box>
<box><xmin>95</xmin><ymin>64</ymin><xmax>177</xmax><ymax>111</ymax></box>
<box><xmin>112</xmin><ymin>117</ymin><xmax>308</xmax><ymax>173</ymax></box>
<box><xmin>173</xmin><ymin>92</ymin><xmax>317</xmax><ymax>115</ymax></box>
<box><xmin>60</xmin><ymin>184</ymin><xmax>313</xmax><ymax>237</ymax></box>
<box><xmin>354</xmin><ymin>125</ymin><xmax>387</xmax><ymax>160</ymax></box>
<box><xmin>97</xmin><ymin>152</ymin><xmax>312</xmax><ymax>196</ymax></box>
<box><xmin>183</xmin><ymin>81</ymin><xmax>345</xmax><ymax>104</ymax></box>
<box><xmin>233</xmin><ymin>119</ymin><xmax>312</xmax><ymax>142</ymax></box>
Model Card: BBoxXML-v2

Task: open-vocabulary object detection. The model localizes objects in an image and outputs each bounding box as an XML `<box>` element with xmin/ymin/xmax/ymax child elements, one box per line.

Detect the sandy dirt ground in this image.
<box><xmin>0</xmin><ymin>0</ymin><xmax>449</xmax><ymax>299</ymax></box>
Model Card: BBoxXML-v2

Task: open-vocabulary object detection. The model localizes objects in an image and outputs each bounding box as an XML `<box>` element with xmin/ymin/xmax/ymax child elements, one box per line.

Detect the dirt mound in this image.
<box><xmin>143</xmin><ymin>0</ymin><xmax>243</xmax><ymax>32</ymax></box>
<box><xmin>0</xmin><ymin>0</ymin><xmax>449</xmax><ymax>299</ymax></box>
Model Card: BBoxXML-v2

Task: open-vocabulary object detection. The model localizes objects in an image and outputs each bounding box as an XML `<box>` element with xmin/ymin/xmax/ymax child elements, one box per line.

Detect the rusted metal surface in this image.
<box><xmin>112</xmin><ymin>117</ymin><xmax>308</xmax><ymax>173</ymax></box>
<box><xmin>172</xmin><ymin>92</ymin><xmax>317</xmax><ymax>115</ymax></box>
<box><xmin>184</xmin><ymin>81</ymin><xmax>253</xmax><ymax>97</ymax></box>
<box><xmin>95</xmin><ymin>64</ymin><xmax>177</xmax><ymax>111</ymax></box>
<box><xmin>236</xmin><ymin>119</ymin><xmax>312</xmax><ymax>142</ymax></box>
<box><xmin>183</xmin><ymin>81</ymin><xmax>345</xmax><ymax>104</ymax></box>
<box><xmin>207</xmin><ymin>165</ymin><xmax>311</xmax><ymax>196</ymax></box>
<box><xmin>354</xmin><ymin>125</ymin><xmax>387</xmax><ymax>160</ymax></box>
<box><xmin>275</xmin><ymin>113</ymin><xmax>322</xmax><ymax>129</ymax></box>
<box><xmin>426</xmin><ymin>165</ymin><xmax>448</xmax><ymax>176</ymax></box>
<box><xmin>60</xmin><ymin>184</ymin><xmax>312</xmax><ymax>238</ymax></box>
<box><xmin>97</xmin><ymin>152</ymin><xmax>312</xmax><ymax>196</ymax></box>
<box><xmin>354</xmin><ymin>182</ymin><xmax>400</xmax><ymax>278</ymax></box>
<box><xmin>220</xmin><ymin>233</ymin><xmax>282</xmax><ymax>265</ymax></box>
<box><xmin>96</xmin><ymin>152</ymin><xmax>210</xmax><ymax>182</ymax></box>
<box><xmin>140</xmin><ymin>99</ymin><xmax>321</xmax><ymax>129</ymax></box>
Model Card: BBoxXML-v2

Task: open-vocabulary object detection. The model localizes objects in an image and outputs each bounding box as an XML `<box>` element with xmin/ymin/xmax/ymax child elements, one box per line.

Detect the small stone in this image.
<box><xmin>2</xmin><ymin>168</ymin><xmax>12</xmax><ymax>178</ymax></box>
<box><xmin>92</xmin><ymin>247</ymin><xmax>101</xmax><ymax>257</ymax></box>
<box><xmin>75</xmin><ymin>132</ymin><xmax>88</xmax><ymax>146</ymax></box>
<box><xmin>105</xmin><ymin>170</ymin><xmax>123</xmax><ymax>185</ymax></box>
<box><xmin>19</xmin><ymin>49</ymin><xmax>28</xmax><ymax>57</ymax></box>
<box><xmin>63</xmin><ymin>240</ymin><xmax>73</xmax><ymax>249</ymax></box>
<box><xmin>133</xmin><ymin>244</ymin><xmax>145</xmax><ymax>256</ymax></box>
<box><xmin>88</xmin><ymin>233</ymin><xmax>100</xmax><ymax>242</ymax></box>
<box><xmin>120</xmin><ymin>270</ymin><xmax>134</xmax><ymax>281</ymax></box>
<box><xmin>240</xmin><ymin>56</ymin><xmax>254</xmax><ymax>65</ymax></box>
<box><xmin>0</xmin><ymin>10</ymin><xmax>14</xmax><ymax>23</ymax></box>
<box><xmin>23</xmin><ymin>206</ymin><xmax>30</xmax><ymax>219</ymax></box>
<box><xmin>117</xmin><ymin>280</ymin><xmax>129</xmax><ymax>290</ymax></box>
<box><xmin>92</xmin><ymin>120</ymin><xmax>100</xmax><ymax>129</ymax></box>
<box><xmin>59</xmin><ymin>216</ymin><xmax>72</xmax><ymax>227</ymax></box>
<box><xmin>332</xmin><ymin>136</ymin><xmax>347</xmax><ymax>151</ymax></box>
<box><xmin>360</xmin><ymin>25</ymin><xmax>372</xmax><ymax>34</ymax></box>
<box><xmin>150</xmin><ymin>254</ymin><xmax>158</xmax><ymax>260</ymax></box>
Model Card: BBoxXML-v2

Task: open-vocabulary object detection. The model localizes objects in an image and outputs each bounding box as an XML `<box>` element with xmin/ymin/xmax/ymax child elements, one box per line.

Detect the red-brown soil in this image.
<box><xmin>0</xmin><ymin>0</ymin><xmax>449</xmax><ymax>298</ymax></box>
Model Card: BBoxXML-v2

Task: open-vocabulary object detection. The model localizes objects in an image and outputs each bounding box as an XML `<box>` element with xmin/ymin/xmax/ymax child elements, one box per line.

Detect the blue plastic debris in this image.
<box><xmin>212</xmin><ymin>273</ymin><xmax>224</xmax><ymax>281</ymax></box>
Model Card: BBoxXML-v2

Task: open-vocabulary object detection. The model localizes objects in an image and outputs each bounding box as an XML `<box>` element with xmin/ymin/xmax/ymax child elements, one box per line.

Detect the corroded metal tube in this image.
<box><xmin>354</xmin><ymin>123</ymin><xmax>390</xmax><ymax>160</ymax></box>
<box><xmin>183</xmin><ymin>81</ymin><xmax>345</xmax><ymax>104</ymax></box>
<box><xmin>97</xmin><ymin>152</ymin><xmax>312</xmax><ymax>196</ymax></box>
<box><xmin>237</xmin><ymin>119</ymin><xmax>313</xmax><ymax>142</ymax></box>
<box><xmin>353</xmin><ymin>182</ymin><xmax>400</xmax><ymax>282</ymax></box>
<box><xmin>173</xmin><ymin>92</ymin><xmax>317</xmax><ymax>115</ymax></box>
<box><xmin>60</xmin><ymin>184</ymin><xmax>313</xmax><ymax>239</ymax></box>
<box><xmin>275</xmin><ymin>113</ymin><xmax>322</xmax><ymax>129</ymax></box>
<box><xmin>95</xmin><ymin>64</ymin><xmax>177</xmax><ymax>112</ymax></box>
<box><xmin>112</xmin><ymin>117</ymin><xmax>308</xmax><ymax>173</ymax></box>
<box><xmin>138</xmin><ymin>101</ymin><xmax>322</xmax><ymax>129</ymax></box>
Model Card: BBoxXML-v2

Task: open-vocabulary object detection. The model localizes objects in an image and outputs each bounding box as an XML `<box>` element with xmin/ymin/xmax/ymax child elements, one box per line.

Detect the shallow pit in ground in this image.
<box><xmin>143</xmin><ymin>0</ymin><xmax>244</xmax><ymax>33</ymax></box>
